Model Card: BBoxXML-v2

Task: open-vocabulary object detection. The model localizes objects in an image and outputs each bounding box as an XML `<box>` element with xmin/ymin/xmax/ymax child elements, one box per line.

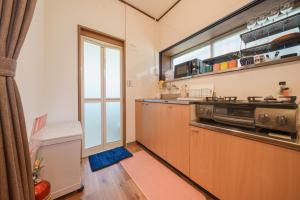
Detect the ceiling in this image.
<box><xmin>122</xmin><ymin>0</ymin><xmax>179</xmax><ymax>20</ymax></box>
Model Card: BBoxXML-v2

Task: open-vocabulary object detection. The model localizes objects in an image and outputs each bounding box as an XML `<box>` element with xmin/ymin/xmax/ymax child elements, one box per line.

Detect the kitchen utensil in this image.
<box><xmin>247</xmin><ymin>17</ymin><xmax>257</xmax><ymax>30</ymax></box>
<box><xmin>240</xmin><ymin>56</ymin><xmax>254</xmax><ymax>66</ymax></box>
<box><xmin>271</xmin><ymin>32</ymin><xmax>300</xmax><ymax>43</ymax></box>
<box><xmin>279</xmin><ymin>81</ymin><xmax>290</xmax><ymax>96</ymax></box>
<box><xmin>274</xmin><ymin>51</ymin><xmax>280</xmax><ymax>60</ymax></box>
<box><xmin>268</xmin><ymin>7</ymin><xmax>280</xmax><ymax>22</ymax></box>
<box><xmin>257</xmin><ymin>13</ymin><xmax>267</xmax><ymax>26</ymax></box>
<box><xmin>265</xmin><ymin>54</ymin><xmax>271</xmax><ymax>61</ymax></box>
<box><xmin>280</xmin><ymin>1</ymin><xmax>294</xmax><ymax>16</ymax></box>
<box><xmin>264</xmin><ymin>95</ymin><xmax>277</xmax><ymax>101</ymax></box>
<box><xmin>279</xmin><ymin>96</ymin><xmax>297</xmax><ymax>103</ymax></box>
<box><xmin>248</xmin><ymin>96</ymin><xmax>263</xmax><ymax>102</ymax></box>
<box><xmin>254</xmin><ymin>54</ymin><xmax>265</xmax><ymax>64</ymax></box>
<box><xmin>180</xmin><ymin>84</ymin><xmax>188</xmax><ymax>98</ymax></box>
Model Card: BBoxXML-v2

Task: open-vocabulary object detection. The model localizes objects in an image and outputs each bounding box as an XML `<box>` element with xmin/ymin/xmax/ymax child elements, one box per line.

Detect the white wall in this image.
<box><xmin>157</xmin><ymin>0</ymin><xmax>300</xmax><ymax>123</ymax></box>
<box><xmin>125</xmin><ymin>6</ymin><xmax>158</xmax><ymax>142</ymax></box>
<box><xmin>43</xmin><ymin>0</ymin><xmax>158</xmax><ymax>143</ymax></box>
<box><xmin>17</xmin><ymin>0</ymin><xmax>45</xmax><ymax>138</ymax></box>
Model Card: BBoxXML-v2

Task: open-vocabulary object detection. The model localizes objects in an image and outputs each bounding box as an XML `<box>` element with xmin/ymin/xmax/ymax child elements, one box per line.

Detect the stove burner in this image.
<box><xmin>279</xmin><ymin>96</ymin><xmax>297</xmax><ymax>103</ymax></box>
<box><xmin>206</xmin><ymin>97</ymin><xmax>219</xmax><ymax>101</ymax></box>
<box><xmin>206</xmin><ymin>96</ymin><xmax>238</xmax><ymax>102</ymax></box>
<box><xmin>264</xmin><ymin>96</ymin><xmax>277</xmax><ymax>102</ymax></box>
<box><xmin>224</xmin><ymin>96</ymin><xmax>237</xmax><ymax>102</ymax></box>
<box><xmin>248</xmin><ymin>96</ymin><xmax>263</xmax><ymax>102</ymax></box>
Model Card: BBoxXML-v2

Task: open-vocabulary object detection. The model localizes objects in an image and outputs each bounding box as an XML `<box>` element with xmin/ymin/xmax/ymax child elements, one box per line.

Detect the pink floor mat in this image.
<box><xmin>120</xmin><ymin>151</ymin><xmax>207</xmax><ymax>200</ymax></box>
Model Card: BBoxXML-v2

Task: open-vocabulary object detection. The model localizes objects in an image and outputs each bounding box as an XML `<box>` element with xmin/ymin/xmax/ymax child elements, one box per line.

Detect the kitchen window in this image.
<box><xmin>212</xmin><ymin>30</ymin><xmax>245</xmax><ymax>57</ymax></box>
<box><xmin>172</xmin><ymin>45</ymin><xmax>211</xmax><ymax>68</ymax></box>
<box><xmin>171</xmin><ymin>29</ymin><xmax>246</xmax><ymax>68</ymax></box>
<box><xmin>161</xmin><ymin>1</ymin><xmax>300</xmax><ymax>81</ymax></box>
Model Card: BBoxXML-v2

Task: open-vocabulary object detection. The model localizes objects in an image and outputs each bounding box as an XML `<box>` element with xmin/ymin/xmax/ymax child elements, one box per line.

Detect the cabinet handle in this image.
<box><xmin>168</xmin><ymin>106</ymin><xmax>173</xmax><ymax>109</ymax></box>
<box><xmin>191</xmin><ymin>130</ymin><xmax>199</xmax><ymax>133</ymax></box>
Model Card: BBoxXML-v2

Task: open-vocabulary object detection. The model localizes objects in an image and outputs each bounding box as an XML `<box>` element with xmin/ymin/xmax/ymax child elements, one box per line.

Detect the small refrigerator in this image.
<box><xmin>33</xmin><ymin>121</ymin><xmax>83</xmax><ymax>199</ymax></box>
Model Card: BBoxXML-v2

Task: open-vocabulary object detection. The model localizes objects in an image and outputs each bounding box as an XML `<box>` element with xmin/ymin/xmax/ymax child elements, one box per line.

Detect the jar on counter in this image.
<box><xmin>228</xmin><ymin>60</ymin><xmax>237</xmax><ymax>69</ymax></box>
<box><xmin>220</xmin><ymin>62</ymin><xmax>228</xmax><ymax>70</ymax></box>
<box><xmin>206</xmin><ymin>65</ymin><xmax>213</xmax><ymax>72</ymax></box>
<box><xmin>213</xmin><ymin>63</ymin><xmax>220</xmax><ymax>71</ymax></box>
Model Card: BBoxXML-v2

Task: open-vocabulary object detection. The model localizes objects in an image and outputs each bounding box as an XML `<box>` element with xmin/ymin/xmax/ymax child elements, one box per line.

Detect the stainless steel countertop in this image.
<box><xmin>136</xmin><ymin>99</ymin><xmax>192</xmax><ymax>105</ymax></box>
<box><xmin>190</xmin><ymin>121</ymin><xmax>300</xmax><ymax>151</ymax></box>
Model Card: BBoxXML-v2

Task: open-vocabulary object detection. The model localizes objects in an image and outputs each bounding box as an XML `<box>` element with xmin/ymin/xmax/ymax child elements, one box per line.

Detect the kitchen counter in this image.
<box><xmin>136</xmin><ymin>99</ymin><xmax>193</xmax><ymax>105</ymax></box>
<box><xmin>190</xmin><ymin>120</ymin><xmax>300</xmax><ymax>151</ymax></box>
<box><xmin>136</xmin><ymin>99</ymin><xmax>300</xmax><ymax>151</ymax></box>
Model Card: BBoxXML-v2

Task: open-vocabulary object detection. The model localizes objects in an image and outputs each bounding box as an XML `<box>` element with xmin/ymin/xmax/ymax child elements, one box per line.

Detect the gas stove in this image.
<box><xmin>203</xmin><ymin>96</ymin><xmax>298</xmax><ymax>108</ymax></box>
<box><xmin>206</xmin><ymin>96</ymin><xmax>238</xmax><ymax>102</ymax></box>
<box><xmin>196</xmin><ymin>96</ymin><xmax>298</xmax><ymax>139</ymax></box>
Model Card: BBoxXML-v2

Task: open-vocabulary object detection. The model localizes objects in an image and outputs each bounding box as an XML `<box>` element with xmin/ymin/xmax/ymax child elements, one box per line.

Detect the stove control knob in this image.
<box><xmin>258</xmin><ymin>113</ymin><xmax>270</xmax><ymax>123</ymax></box>
<box><xmin>276</xmin><ymin>115</ymin><xmax>288</xmax><ymax>126</ymax></box>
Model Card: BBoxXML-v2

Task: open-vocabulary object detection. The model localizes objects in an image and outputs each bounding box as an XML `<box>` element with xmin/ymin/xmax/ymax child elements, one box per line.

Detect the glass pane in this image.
<box><xmin>84</xmin><ymin>40</ymin><xmax>101</xmax><ymax>98</ymax></box>
<box><xmin>105</xmin><ymin>48</ymin><xmax>120</xmax><ymax>98</ymax></box>
<box><xmin>172</xmin><ymin>45</ymin><xmax>211</xmax><ymax>68</ymax></box>
<box><xmin>106</xmin><ymin>102</ymin><xmax>121</xmax><ymax>143</ymax></box>
<box><xmin>212</xmin><ymin>31</ymin><xmax>243</xmax><ymax>57</ymax></box>
<box><xmin>84</xmin><ymin>103</ymin><xmax>102</xmax><ymax>148</ymax></box>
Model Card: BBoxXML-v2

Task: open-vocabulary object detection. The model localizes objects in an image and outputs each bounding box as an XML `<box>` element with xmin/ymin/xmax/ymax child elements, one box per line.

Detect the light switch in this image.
<box><xmin>127</xmin><ymin>80</ymin><xmax>135</xmax><ymax>87</ymax></box>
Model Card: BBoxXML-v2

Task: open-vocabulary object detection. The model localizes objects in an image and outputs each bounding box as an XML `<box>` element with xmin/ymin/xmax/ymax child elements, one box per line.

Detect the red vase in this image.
<box><xmin>34</xmin><ymin>180</ymin><xmax>51</xmax><ymax>200</ymax></box>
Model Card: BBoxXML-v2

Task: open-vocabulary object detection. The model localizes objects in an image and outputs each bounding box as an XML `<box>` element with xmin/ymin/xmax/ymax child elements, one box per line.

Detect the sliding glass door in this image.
<box><xmin>81</xmin><ymin>36</ymin><xmax>123</xmax><ymax>157</ymax></box>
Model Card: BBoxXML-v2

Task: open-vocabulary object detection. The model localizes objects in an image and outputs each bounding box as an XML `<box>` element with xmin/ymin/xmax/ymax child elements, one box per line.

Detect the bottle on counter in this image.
<box><xmin>180</xmin><ymin>84</ymin><xmax>188</xmax><ymax>98</ymax></box>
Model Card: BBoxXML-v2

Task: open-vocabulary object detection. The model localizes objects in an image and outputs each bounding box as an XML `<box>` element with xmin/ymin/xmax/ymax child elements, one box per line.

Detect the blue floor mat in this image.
<box><xmin>88</xmin><ymin>147</ymin><xmax>133</xmax><ymax>172</ymax></box>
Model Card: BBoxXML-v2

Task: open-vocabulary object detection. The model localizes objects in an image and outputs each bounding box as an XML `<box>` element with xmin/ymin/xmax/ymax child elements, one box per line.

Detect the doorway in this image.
<box><xmin>78</xmin><ymin>26</ymin><xmax>125</xmax><ymax>157</ymax></box>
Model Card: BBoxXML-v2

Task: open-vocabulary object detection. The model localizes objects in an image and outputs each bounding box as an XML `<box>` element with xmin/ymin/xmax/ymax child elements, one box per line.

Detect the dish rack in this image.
<box><xmin>189</xmin><ymin>88</ymin><xmax>213</xmax><ymax>98</ymax></box>
<box><xmin>177</xmin><ymin>84</ymin><xmax>214</xmax><ymax>101</ymax></box>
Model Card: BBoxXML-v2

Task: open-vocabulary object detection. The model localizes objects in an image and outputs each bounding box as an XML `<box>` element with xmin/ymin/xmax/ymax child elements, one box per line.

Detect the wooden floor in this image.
<box><xmin>58</xmin><ymin>143</ymin><xmax>213</xmax><ymax>200</ymax></box>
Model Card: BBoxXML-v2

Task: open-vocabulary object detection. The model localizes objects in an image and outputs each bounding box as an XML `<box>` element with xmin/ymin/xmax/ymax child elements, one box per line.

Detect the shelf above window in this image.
<box><xmin>240</xmin><ymin>13</ymin><xmax>300</xmax><ymax>44</ymax></box>
<box><xmin>165</xmin><ymin>55</ymin><xmax>300</xmax><ymax>83</ymax></box>
<box><xmin>241</xmin><ymin>34</ymin><xmax>300</xmax><ymax>56</ymax></box>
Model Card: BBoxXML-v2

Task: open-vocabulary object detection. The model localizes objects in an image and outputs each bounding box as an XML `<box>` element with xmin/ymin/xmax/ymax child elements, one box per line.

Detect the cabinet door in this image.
<box><xmin>135</xmin><ymin>102</ymin><xmax>143</xmax><ymax>143</ymax></box>
<box><xmin>190</xmin><ymin>126</ymin><xmax>300</xmax><ymax>200</ymax></box>
<box><xmin>140</xmin><ymin>103</ymin><xmax>160</xmax><ymax>150</ymax></box>
<box><xmin>147</xmin><ymin>103</ymin><xmax>161</xmax><ymax>154</ymax></box>
<box><xmin>141</xmin><ymin>103</ymin><xmax>151</xmax><ymax>148</ymax></box>
<box><xmin>190</xmin><ymin>127</ymin><xmax>216</xmax><ymax>195</ymax></box>
<box><xmin>164</xmin><ymin>104</ymin><xmax>190</xmax><ymax>176</ymax></box>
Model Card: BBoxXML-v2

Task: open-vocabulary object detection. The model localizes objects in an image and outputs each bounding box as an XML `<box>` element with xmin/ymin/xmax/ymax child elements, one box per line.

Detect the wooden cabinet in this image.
<box><xmin>144</xmin><ymin>103</ymin><xmax>160</xmax><ymax>152</ymax></box>
<box><xmin>135</xmin><ymin>101</ymin><xmax>143</xmax><ymax>143</ymax></box>
<box><xmin>136</xmin><ymin>102</ymin><xmax>160</xmax><ymax>150</ymax></box>
<box><xmin>190</xmin><ymin>126</ymin><xmax>300</xmax><ymax>200</ymax></box>
<box><xmin>135</xmin><ymin>101</ymin><xmax>190</xmax><ymax>176</ymax></box>
<box><xmin>161</xmin><ymin>104</ymin><xmax>190</xmax><ymax>176</ymax></box>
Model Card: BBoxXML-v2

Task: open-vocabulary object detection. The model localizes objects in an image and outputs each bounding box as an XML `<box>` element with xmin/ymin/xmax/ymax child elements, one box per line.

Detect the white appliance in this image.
<box><xmin>32</xmin><ymin>121</ymin><xmax>83</xmax><ymax>199</ymax></box>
